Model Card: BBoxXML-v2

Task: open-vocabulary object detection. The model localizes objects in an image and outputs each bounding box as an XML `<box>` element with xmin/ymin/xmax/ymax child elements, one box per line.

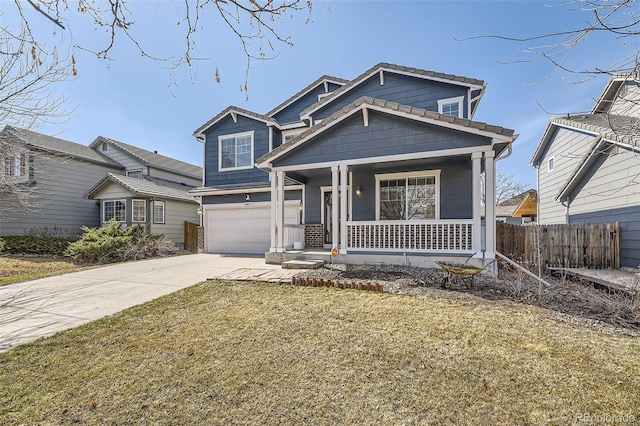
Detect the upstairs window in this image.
<box><xmin>548</xmin><ymin>157</ymin><xmax>555</xmax><ymax>172</ymax></box>
<box><xmin>218</xmin><ymin>131</ymin><xmax>254</xmax><ymax>171</ymax></box>
<box><xmin>126</xmin><ymin>169</ymin><xmax>143</xmax><ymax>179</ymax></box>
<box><xmin>437</xmin><ymin>96</ymin><xmax>465</xmax><ymax>118</ymax></box>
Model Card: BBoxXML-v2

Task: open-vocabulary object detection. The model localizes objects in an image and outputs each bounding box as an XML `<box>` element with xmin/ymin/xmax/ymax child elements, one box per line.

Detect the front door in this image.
<box><xmin>322</xmin><ymin>189</ymin><xmax>349</xmax><ymax>247</ymax></box>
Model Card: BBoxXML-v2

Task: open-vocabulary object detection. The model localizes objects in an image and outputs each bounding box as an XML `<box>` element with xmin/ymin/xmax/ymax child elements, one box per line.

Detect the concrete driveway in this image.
<box><xmin>0</xmin><ymin>254</ymin><xmax>281</xmax><ymax>353</ymax></box>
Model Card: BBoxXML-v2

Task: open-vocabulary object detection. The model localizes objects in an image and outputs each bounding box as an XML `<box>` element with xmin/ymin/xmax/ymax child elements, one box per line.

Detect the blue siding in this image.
<box><xmin>203</xmin><ymin>190</ymin><xmax>301</xmax><ymax>205</ymax></box>
<box><xmin>303</xmin><ymin>160</ymin><xmax>472</xmax><ymax>224</ymax></box>
<box><xmin>570</xmin><ymin>205</ymin><xmax>640</xmax><ymax>268</ymax></box>
<box><xmin>273</xmin><ymin>111</ymin><xmax>489</xmax><ymax>168</ymax></box>
<box><xmin>273</xmin><ymin>82</ymin><xmax>343</xmax><ymax>124</ymax></box>
<box><xmin>314</xmin><ymin>73</ymin><xmax>468</xmax><ymax>120</ymax></box>
<box><xmin>203</xmin><ymin>115</ymin><xmax>270</xmax><ymax>186</ymax></box>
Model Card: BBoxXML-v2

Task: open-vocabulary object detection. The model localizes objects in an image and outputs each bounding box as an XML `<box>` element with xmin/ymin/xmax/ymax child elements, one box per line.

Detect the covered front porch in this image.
<box><xmin>265</xmin><ymin>149</ymin><xmax>499</xmax><ymax>271</ymax></box>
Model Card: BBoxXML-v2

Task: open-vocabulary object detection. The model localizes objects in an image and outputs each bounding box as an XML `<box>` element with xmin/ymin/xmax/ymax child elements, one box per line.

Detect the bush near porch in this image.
<box><xmin>1</xmin><ymin>280</ymin><xmax>638</xmax><ymax>425</ymax></box>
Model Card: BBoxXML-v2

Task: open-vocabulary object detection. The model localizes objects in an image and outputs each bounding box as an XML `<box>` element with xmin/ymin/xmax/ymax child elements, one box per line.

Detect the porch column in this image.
<box><xmin>277</xmin><ymin>170</ymin><xmax>286</xmax><ymax>252</ymax></box>
<box><xmin>331</xmin><ymin>165</ymin><xmax>339</xmax><ymax>250</ymax></box>
<box><xmin>484</xmin><ymin>150</ymin><xmax>496</xmax><ymax>258</ymax></box>
<box><xmin>339</xmin><ymin>164</ymin><xmax>348</xmax><ymax>254</ymax></box>
<box><xmin>270</xmin><ymin>171</ymin><xmax>277</xmax><ymax>252</ymax></box>
<box><xmin>471</xmin><ymin>152</ymin><xmax>482</xmax><ymax>256</ymax></box>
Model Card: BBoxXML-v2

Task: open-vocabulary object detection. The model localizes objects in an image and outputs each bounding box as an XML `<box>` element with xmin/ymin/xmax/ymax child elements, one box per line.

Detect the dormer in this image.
<box><xmin>592</xmin><ymin>73</ymin><xmax>640</xmax><ymax>117</ymax></box>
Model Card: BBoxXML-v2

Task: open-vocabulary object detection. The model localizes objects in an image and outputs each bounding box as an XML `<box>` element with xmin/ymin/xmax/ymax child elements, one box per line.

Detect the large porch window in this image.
<box><xmin>376</xmin><ymin>171</ymin><xmax>440</xmax><ymax>220</ymax></box>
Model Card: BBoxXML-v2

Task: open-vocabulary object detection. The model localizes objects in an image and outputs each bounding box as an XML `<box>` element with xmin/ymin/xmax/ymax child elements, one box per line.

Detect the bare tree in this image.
<box><xmin>481</xmin><ymin>171</ymin><xmax>529</xmax><ymax>206</ymax></box>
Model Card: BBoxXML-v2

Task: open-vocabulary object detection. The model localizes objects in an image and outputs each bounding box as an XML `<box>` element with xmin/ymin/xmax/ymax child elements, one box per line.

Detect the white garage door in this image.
<box><xmin>205</xmin><ymin>202</ymin><xmax>300</xmax><ymax>254</ymax></box>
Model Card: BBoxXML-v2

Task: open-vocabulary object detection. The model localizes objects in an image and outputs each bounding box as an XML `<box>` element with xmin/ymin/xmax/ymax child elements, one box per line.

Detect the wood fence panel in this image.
<box><xmin>495</xmin><ymin>221</ymin><xmax>620</xmax><ymax>270</ymax></box>
<box><xmin>184</xmin><ymin>221</ymin><xmax>198</xmax><ymax>253</ymax></box>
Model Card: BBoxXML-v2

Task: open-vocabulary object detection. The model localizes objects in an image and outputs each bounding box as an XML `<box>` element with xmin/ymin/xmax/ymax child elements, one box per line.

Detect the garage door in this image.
<box><xmin>205</xmin><ymin>202</ymin><xmax>300</xmax><ymax>254</ymax></box>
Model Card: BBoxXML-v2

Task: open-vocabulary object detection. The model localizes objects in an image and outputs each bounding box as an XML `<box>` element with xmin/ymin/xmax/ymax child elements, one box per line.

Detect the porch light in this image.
<box><xmin>196</xmin><ymin>206</ymin><xmax>203</xmax><ymax>215</ymax></box>
<box><xmin>356</xmin><ymin>186</ymin><xmax>362</xmax><ymax>196</ymax></box>
<box><xmin>245</xmin><ymin>194</ymin><xmax>251</xmax><ymax>201</ymax></box>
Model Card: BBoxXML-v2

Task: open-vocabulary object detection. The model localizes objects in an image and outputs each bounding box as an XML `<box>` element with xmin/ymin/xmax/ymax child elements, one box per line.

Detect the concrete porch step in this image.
<box><xmin>282</xmin><ymin>259</ymin><xmax>325</xmax><ymax>269</ymax></box>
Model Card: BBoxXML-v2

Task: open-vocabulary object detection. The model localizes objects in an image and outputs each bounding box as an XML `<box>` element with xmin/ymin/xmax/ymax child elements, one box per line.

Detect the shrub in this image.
<box><xmin>0</xmin><ymin>235</ymin><xmax>72</xmax><ymax>256</ymax></box>
<box><xmin>65</xmin><ymin>220</ymin><xmax>177</xmax><ymax>264</ymax></box>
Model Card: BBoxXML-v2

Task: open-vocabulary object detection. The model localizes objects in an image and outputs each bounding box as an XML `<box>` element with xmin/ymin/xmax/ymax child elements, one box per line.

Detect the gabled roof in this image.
<box><xmin>85</xmin><ymin>173</ymin><xmax>197</xmax><ymax>202</ymax></box>
<box><xmin>193</xmin><ymin>106</ymin><xmax>280</xmax><ymax>139</ymax></box>
<box><xmin>592</xmin><ymin>72</ymin><xmax>640</xmax><ymax>114</ymax></box>
<box><xmin>90</xmin><ymin>136</ymin><xmax>202</xmax><ymax>179</ymax></box>
<box><xmin>496</xmin><ymin>189</ymin><xmax>537</xmax><ymax>217</ymax></box>
<box><xmin>257</xmin><ymin>96</ymin><xmax>515</xmax><ymax>168</ymax></box>
<box><xmin>266</xmin><ymin>75</ymin><xmax>349</xmax><ymax>118</ymax></box>
<box><xmin>530</xmin><ymin>113</ymin><xmax>640</xmax><ymax>166</ymax></box>
<box><xmin>299</xmin><ymin>62</ymin><xmax>486</xmax><ymax>121</ymax></box>
<box><xmin>0</xmin><ymin>126</ymin><xmax>123</xmax><ymax>168</ymax></box>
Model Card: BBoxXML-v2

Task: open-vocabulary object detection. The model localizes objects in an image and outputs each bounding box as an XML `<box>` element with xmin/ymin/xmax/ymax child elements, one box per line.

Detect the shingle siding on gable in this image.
<box><xmin>273</xmin><ymin>82</ymin><xmax>343</xmax><ymax>124</ymax></box>
<box><xmin>272</xmin><ymin>111</ymin><xmax>489</xmax><ymax>168</ymax></box>
<box><xmin>203</xmin><ymin>114</ymin><xmax>270</xmax><ymax>186</ymax></box>
<box><xmin>314</xmin><ymin>74</ymin><xmax>468</xmax><ymax>120</ymax></box>
<box><xmin>537</xmin><ymin>127</ymin><xmax>594</xmax><ymax>225</ymax></box>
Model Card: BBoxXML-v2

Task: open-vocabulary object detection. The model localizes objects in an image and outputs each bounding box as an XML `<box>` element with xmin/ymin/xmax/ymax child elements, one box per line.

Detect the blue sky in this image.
<box><xmin>8</xmin><ymin>1</ymin><xmax>635</xmax><ymax>189</ymax></box>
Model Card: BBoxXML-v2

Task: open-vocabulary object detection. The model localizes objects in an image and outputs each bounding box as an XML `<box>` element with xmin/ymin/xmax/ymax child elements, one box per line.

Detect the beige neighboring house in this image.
<box><xmin>496</xmin><ymin>190</ymin><xmax>537</xmax><ymax>224</ymax></box>
<box><xmin>1</xmin><ymin>127</ymin><xmax>202</xmax><ymax>249</ymax></box>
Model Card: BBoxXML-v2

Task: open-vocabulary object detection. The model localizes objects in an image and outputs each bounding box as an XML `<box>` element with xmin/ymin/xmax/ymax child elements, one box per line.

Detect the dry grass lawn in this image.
<box><xmin>0</xmin><ymin>257</ymin><xmax>92</xmax><ymax>287</ymax></box>
<box><xmin>1</xmin><ymin>280</ymin><xmax>639</xmax><ymax>425</ymax></box>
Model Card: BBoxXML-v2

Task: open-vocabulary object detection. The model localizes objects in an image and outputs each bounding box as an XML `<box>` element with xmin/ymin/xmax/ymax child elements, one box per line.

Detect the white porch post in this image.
<box><xmin>484</xmin><ymin>150</ymin><xmax>496</xmax><ymax>258</ymax></box>
<box><xmin>331</xmin><ymin>165</ymin><xmax>339</xmax><ymax>250</ymax></box>
<box><xmin>339</xmin><ymin>164</ymin><xmax>348</xmax><ymax>254</ymax></box>
<box><xmin>277</xmin><ymin>170</ymin><xmax>286</xmax><ymax>252</ymax></box>
<box><xmin>471</xmin><ymin>151</ymin><xmax>482</xmax><ymax>256</ymax></box>
<box><xmin>270</xmin><ymin>171</ymin><xmax>277</xmax><ymax>252</ymax></box>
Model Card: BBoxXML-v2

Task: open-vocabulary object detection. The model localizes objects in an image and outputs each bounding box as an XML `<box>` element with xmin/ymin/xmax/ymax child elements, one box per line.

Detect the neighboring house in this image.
<box><xmin>192</xmin><ymin>62</ymin><xmax>517</xmax><ymax>272</ymax></box>
<box><xmin>531</xmin><ymin>73</ymin><xmax>640</xmax><ymax>268</ymax></box>
<box><xmin>495</xmin><ymin>190</ymin><xmax>537</xmax><ymax>224</ymax></box>
<box><xmin>0</xmin><ymin>126</ymin><xmax>124</xmax><ymax>236</ymax></box>
<box><xmin>0</xmin><ymin>127</ymin><xmax>202</xmax><ymax>249</ymax></box>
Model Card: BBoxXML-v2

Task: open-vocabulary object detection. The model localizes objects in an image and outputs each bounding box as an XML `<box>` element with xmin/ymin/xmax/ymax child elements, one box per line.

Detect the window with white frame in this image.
<box><xmin>132</xmin><ymin>199</ymin><xmax>146</xmax><ymax>222</ymax></box>
<box><xmin>126</xmin><ymin>169</ymin><xmax>143</xmax><ymax>179</ymax></box>
<box><xmin>218</xmin><ymin>131</ymin><xmax>254</xmax><ymax>171</ymax></box>
<box><xmin>377</xmin><ymin>171</ymin><xmax>440</xmax><ymax>220</ymax></box>
<box><xmin>282</xmin><ymin>129</ymin><xmax>302</xmax><ymax>144</ymax></box>
<box><xmin>437</xmin><ymin>96</ymin><xmax>464</xmax><ymax>118</ymax></box>
<box><xmin>548</xmin><ymin>157</ymin><xmax>555</xmax><ymax>172</ymax></box>
<box><xmin>153</xmin><ymin>201</ymin><xmax>165</xmax><ymax>224</ymax></box>
<box><xmin>103</xmin><ymin>200</ymin><xmax>126</xmax><ymax>222</ymax></box>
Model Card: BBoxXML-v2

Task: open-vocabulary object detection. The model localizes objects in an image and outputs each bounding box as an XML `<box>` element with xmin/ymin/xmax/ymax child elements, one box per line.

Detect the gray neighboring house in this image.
<box><xmin>1</xmin><ymin>128</ymin><xmax>202</xmax><ymax>248</ymax></box>
<box><xmin>531</xmin><ymin>74</ymin><xmax>640</xmax><ymax>268</ymax></box>
<box><xmin>192</xmin><ymin>62</ymin><xmax>517</xmax><ymax>272</ymax></box>
<box><xmin>0</xmin><ymin>126</ymin><xmax>124</xmax><ymax>236</ymax></box>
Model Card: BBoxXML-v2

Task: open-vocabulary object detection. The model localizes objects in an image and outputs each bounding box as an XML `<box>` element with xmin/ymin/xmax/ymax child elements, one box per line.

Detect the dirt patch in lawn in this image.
<box><xmin>1</xmin><ymin>280</ymin><xmax>639</xmax><ymax>425</ymax></box>
<box><xmin>0</xmin><ymin>256</ymin><xmax>93</xmax><ymax>286</ymax></box>
<box><xmin>298</xmin><ymin>263</ymin><xmax>640</xmax><ymax>335</ymax></box>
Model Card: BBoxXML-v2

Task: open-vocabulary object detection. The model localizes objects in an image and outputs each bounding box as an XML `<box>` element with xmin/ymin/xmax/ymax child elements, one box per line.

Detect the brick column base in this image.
<box><xmin>197</xmin><ymin>226</ymin><xmax>205</xmax><ymax>253</ymax></box>
<box><xmin>305</xmin><ymin>224</ymin><xmax>324</xmax><ymax>248</ymax></box>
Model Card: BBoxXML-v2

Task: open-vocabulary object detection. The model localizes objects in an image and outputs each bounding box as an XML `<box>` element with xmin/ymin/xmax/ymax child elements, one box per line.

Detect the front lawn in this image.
<box><xmin>1</xmin><ymin>280</ymin><xmax>638</xmax><ymax>425</ymax></box>
<box><xmin>0</xmin><ymin>256</ymin><xmax>93</xmax><ymax>287</ymax></box>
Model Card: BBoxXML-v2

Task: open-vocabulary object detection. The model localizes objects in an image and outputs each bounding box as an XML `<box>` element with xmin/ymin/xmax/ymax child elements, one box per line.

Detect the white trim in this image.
<box><xmin>153</xmin><ymin>200</ymin><xmax>166</xmax><ymax>224</ymax></box>
<box><xmin>279</xmin><ymin>121</ymin><xmax>308</xmax><ymax>130</ymax></box>
<box><xmin>194</xmin><ymin>109</ymin><xmax>278</xmax><ymax>138</ymax></box>
<box><xmin>317</xmin><ymin>92</ymin><xmax>332</xmax><ymax>101</ymax></box>
<box><xmin>374</xmin><ymin>170</ymin><xmax>441</xmax><ymax>221</ymax></box>
<box><xmin>438</xmin><ymin>96</ymin><xmax>465</xmax><ymax>118</ymax></box>
<box><xmin>282</xmin><ymin>128</ymin><xmax>303</xmax><ymax>144</ymax></box>
<box><xmin>218</xmin><ymin>130</ymin><xmax>255</xmax><ymax>172</ymax></box>
<box><xmin>301</xmin><ymin>66</ymin><xmax>484</xmax><ymax>120</ymax></box>
<box><xmin>203</xmin><ymin>200</ymin><xmax>300</xmax><ymax>211</ymax></box>
<box><xmin>103</xmin><ymin>199</ymin><xmax>127</xmax><ymax>223</ymax></box>
<box><xmin>547</xmin><ymin>156</ymin><xmax>555</xmax><ymax>172</ymax></box>
<box><xmin>190</xmin><ymin>184</ymin><xmax>304</xmax><ymax>197</ymax></box>
<box><xmin>320</xmin><ymin>184</ymin><xmax>351</xmax><ymax>228</ymax></box>
<box><xmin>362</xmin><ymin>107</ymin><xmax>369</xmax><ymax>127</ymax></box>
<box><xmin>132</xmin><ymin>199</ymin><xmax>146</xmax><ymax>223</ymax></box>
<box><xmin>268</xmin><ymin>127</ymin><xmax>273</xmax><ymax>152</ymax></box>
<box><xmin>258</xmin><ymin>102</ymin><xmax>512</xmax><ymax>168</ymax></box>
<box><xmin>379</xmin><ymin>69</ymin><xmax>384</xmax><ymax>85</ymax></box>
<box><xmin>270</xmin><ymin>145</ymin><xmax>493</xmax><ymax>173</ymax></box>
<box><xmin>126</xmin><ymin>169</ymin><xmax>144</xmax><ymax>179</ymax></box>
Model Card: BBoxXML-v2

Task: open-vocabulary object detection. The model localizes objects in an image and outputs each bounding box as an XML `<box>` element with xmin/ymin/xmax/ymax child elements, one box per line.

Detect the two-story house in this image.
<box><xmin>1</xmin><ymin>127</ymin><xmax>202</xmax><ymax>249</ymax></box>
<box><xmin>192</xmin><ymin>63</ymin><xmax>517</xmax><ymax>272</ymax></box>
<box><xmin>531</xmin><ymin>73</ymin><xmax>640</xmax><ymax>268</ymax></box>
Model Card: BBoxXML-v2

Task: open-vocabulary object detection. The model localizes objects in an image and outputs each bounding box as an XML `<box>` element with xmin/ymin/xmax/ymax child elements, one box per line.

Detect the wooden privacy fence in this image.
<box><xmin>496</xmin><ymin>221</ymin><xmax>620</xmax><ymax>270</ymax></box>
<box><xmin>184</xmin><ymin>221</ymin><xmax>199</xmax><ymax>253</ymax></box>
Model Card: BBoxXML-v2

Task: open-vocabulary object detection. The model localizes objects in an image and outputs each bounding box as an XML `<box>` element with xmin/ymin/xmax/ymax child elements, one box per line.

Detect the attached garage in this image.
<box><xmin>204</xmin><ymin>201</ymin><xmax>301</xmax><ymax>254</ymax></box>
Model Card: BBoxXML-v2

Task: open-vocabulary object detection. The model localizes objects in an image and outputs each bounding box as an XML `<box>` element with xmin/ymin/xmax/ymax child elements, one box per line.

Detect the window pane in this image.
<box><xmin>154</xmin><ymin>201</ymin><xmax>165</xmax><ymax>224</ymax></box>
<box><xmin>236</xmin><ymin>136</ymin><xmax>252</xmax><ymax>167</ymax></box>
<box><xmin>221</xmin><ymin>138</ymin><xmax>235</xmax><ymax>168</ymax></box>
<box><xmin>133</xmin><ymin>200</ymin><xmax>146</xmax><ymax>222</ymax></box>
<box><xmin>115</xmin><ymin>200</ymin><xmax>126</xmax><ymax>222</ymax></box>
<box><xmin>379</xmin><ymin>179</ymin><xmax>406</xmax><ymax>220</ymax></box>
